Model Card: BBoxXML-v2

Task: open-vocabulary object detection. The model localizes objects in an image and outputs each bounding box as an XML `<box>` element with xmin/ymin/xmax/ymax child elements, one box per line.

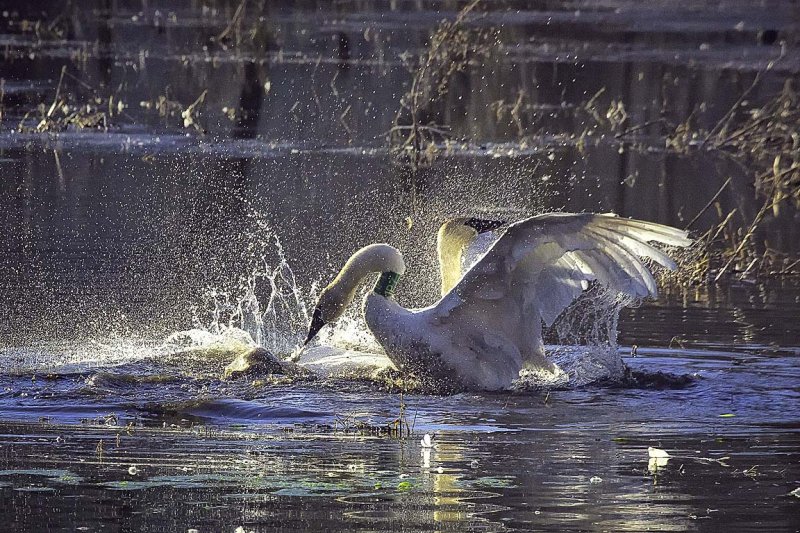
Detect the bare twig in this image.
<box><xmin>216</xmin><ymin>0</ymin><xmax>247</xmax><ymax>44</ymax></box>
<box><xmin>46</xmin><ymin>65</ymin><xmax>67</xmax><ymax>118</ymax></box>
<box><xmin>309</xmin><ymin>55</ymin><xmax>323</xmax><ymax>113</ymax></box>
<box><xmin>714</xmin><ymin>181</ymin><xmax>777</xmax><ymax>281</ymax></box>
<box><xmin>702</xmin><ymin>46</ymin><xmax>784</xmax><ymax>147</ymax></box>
<box><xmin>615</xmin><ymin>118</ymin><xmax>667</xmax><ymax>139</ymax></box>
<box><xmin>338</xmin><ymin>104</ymin><xmax>353</xmax><ymax>143</ymax></box>
<box><xmin>685</xmin><ymin>177</ymin><xmax>732</xmax><ymax>230</ymax></box>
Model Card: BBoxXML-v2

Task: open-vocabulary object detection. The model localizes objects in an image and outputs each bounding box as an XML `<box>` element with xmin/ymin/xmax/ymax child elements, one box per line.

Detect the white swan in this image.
<box><xmin>304</xmin><ymin>213</ymin><xmax>692</xmax><ymax>391</ymax></box>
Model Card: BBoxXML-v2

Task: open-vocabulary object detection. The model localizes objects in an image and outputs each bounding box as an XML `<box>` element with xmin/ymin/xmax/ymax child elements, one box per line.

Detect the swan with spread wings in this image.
<box><xmin>303</xmin><ymin>213</ymin><xmax>692</xmax><ymax>390</ymax></box>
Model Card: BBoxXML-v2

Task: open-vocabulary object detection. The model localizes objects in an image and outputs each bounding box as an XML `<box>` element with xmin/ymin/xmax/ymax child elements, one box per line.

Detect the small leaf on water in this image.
<box><xmin>718</xmin><ymin>413</ymin><xmax>736</xmax><ymax>418</ymax></box>
<box><xmin>397</xmin><ymin>481</ymin><xmax>413</xmax><ymax>491</ymax></box>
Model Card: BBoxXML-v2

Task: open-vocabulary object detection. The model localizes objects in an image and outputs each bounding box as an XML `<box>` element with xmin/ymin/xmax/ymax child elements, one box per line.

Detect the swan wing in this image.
<box><xmin>445</xmin><ymin>212</ymin><xmax>692</xmax><ymax>329</ymax></box>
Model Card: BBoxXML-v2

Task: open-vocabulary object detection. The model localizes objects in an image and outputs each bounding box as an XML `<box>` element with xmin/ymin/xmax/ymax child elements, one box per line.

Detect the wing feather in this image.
<box><xmin>445</xmin><ymin>213</ymin><xmax>691</xmax><ymax>331</ymax></box>
<box><xmin>581</xmin><ymin>228</ymin><xmax>657</xmax><ymax>295</ymax></box>
<box><xmin>593</xmin><ymin>215</ymin><xmax>693</xmax><ymax>247</ymax></box>
<box><xmin>586</xmin><ymin>225</ymin><xmax>677</xmax><ymax>270</ymax></box>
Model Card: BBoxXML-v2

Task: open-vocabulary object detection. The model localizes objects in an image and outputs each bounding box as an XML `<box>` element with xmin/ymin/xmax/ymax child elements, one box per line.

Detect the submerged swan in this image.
<box><xmin>304</xmin><ymin>213</ymin><xmax>691</xmax><ymax>390</ymax></box>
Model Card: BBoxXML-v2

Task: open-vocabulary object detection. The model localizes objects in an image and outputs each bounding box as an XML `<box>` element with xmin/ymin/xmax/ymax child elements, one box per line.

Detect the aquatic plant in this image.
<box><xmin>16</xmin><ymin>66</ymin><xmax>115</xmax><ymax>133</ymax></box>
<box><xmin>390</xmin><ymin>0</ymin><xmax>497</xmax><ymax>171</ymax></box>
<box><xmin>701</xmin><ymin>77</ymin><xmax>800</xmax><ymax>279</ymax></box>
<box><xmin>624</xmin><ymin>54</ymin><xmax>799</xmax><ymax>282</ymax></box>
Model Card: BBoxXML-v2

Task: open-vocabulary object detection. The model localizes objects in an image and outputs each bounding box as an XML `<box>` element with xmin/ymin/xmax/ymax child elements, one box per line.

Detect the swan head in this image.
<box><xmin>303</xmin><ymin>284</ymin><xmax>349</xmax><ymax>345</ymax></box>
<box><xmin>438</xmin><ymin>217</ymin><xmax>505</xmax><ymax>245</ymax></box>
<box><xmin>304</xmin><ymin>243</ymin><xmax>405</xmax><ymax>345</ymax></box>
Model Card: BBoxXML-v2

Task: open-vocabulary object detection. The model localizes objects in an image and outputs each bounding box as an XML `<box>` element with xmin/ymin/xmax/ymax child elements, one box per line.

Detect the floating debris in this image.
<box><xmin>648</xmin><ymin>447</ymin><xmax>670</xmax><ymax>459</ymax></box>
<box><xmin>648</xmin><ymin>447</ymin><xmax>671</xmax><ymax>472</ymax></box>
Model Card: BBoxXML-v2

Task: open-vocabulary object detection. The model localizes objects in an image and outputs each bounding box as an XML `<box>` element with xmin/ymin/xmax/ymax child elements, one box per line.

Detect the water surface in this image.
<box><xmin>1</xmin><ymin>1</ymin><xmax>798</xmax><ymax>531</ymax></box>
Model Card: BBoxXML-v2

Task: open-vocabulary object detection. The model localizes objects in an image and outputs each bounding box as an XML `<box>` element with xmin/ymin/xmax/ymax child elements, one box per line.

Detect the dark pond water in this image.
<box><xmin>1</xmin><ymin>1</ymin><xmax>799</xmax><ymax>531</ymax></box>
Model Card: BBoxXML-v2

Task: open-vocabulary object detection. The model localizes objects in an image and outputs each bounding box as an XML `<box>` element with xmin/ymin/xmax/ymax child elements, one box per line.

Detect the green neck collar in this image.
<box><xmin>374</xmin><ymin>271</ymin><xmax>401</xmax><ymax>297</ymax></box>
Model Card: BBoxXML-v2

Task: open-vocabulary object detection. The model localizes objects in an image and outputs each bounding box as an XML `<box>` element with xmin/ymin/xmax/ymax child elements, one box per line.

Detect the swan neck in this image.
<box><xmin>321</xmin><ymin>244</ymin><xmax>405</xmax><ymax>320</ymax></box>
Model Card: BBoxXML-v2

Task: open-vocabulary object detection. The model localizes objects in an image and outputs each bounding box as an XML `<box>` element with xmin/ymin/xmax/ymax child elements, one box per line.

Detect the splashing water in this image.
<box><xmin>554</xmin><ymin>284</ymin><xmax>634</xmax><ymax>348</ymax></box>
<box><xmin>536</xmin><ymin>284</ymin><xmax>635</xmax><ymax>387</ymax></box>
<box><xmin>181</xmin><ymin>199</ymin><xmax>317</xmax><ymax>357</ymax></box>
<box><xmin>315</xmin><ymin>288</ymin><xmax>384</xmax><ymax>354</ymax></box>
<box><xmin>200</xmin><ymin>236</ymin><xmax>312</xmax><ymax>355</ymax></box>
<box><xmin>163</xmin><ymin>202</ymin><xmax>640</xmax><ymax>390</ymax></box>
<box><xmin>173</xmin><ymin>214</ymin><xmax>384</xmax><ymax>372</ymax></box>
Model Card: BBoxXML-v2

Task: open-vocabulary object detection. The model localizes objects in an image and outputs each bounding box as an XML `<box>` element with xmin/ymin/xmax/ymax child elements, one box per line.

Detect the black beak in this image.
<box><xmin>304</xmin><ymin>307</ymin><xmax>326</xmax><ymax>346</ymax></box>
<box><xmin>464</xmin><ymin>217</ymin><xmax>506</xmax><ymax>234</ymax></box>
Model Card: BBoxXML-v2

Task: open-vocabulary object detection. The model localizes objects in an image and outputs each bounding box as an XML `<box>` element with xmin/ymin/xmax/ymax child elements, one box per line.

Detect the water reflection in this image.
<box><xmin>0</xmin><ymin>335</ymin><xmax>798</xmax><ymax>532</ymax></box>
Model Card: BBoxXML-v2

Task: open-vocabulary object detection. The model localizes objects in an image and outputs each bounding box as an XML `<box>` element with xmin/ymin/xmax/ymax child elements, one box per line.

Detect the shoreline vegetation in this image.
<box><xmin>1</xmin><ymin>0</ymin><xmax>797</xmax><ymax>285</ymax></box>
<box><xmin>387</xmin><ymin>0</ymin><xmax>798</xmax><ymax>283</ymax></box>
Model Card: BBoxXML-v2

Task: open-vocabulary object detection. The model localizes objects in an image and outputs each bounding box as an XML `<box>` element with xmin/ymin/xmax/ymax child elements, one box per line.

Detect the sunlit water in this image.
<box><xmin>1</xmin><ymin>0</ymin><xmax>799</xmax><ymax>531</ymax></box>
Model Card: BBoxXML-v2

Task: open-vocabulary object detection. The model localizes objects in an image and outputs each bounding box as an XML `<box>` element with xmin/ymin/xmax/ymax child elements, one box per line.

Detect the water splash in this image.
<box><xmin>315</xmin><ymin>288</ymin><xmax>384</xmax><ymax>354</ymax></box>
<box><xmin>188</xmin><ymin>212</ymin><xmax>314</xmax><ymax>357</ymax></box>
<box><xmin>553</xmin><ymin>284</ymin><xmax>634</xmax><ymax>348</ymax></box>
<box><xmin>183</xmin><ymin>214</ymin><xmax>382</xmax><ymax>367</ymax></box>
<box><xmin>517</xmin><ymin>284</ymin><xmax>636</xmax><ymax>389</ymax></box>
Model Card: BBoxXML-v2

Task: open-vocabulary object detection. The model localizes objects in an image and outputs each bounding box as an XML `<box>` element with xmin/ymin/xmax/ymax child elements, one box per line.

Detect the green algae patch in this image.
<box><xmin>0</xmin><ymin>469</ymin><xmax>84</xmax><ymax>486</ymax></box>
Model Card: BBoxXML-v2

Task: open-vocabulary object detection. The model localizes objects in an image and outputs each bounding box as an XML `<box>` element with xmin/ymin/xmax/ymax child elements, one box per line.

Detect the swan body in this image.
<box><xmin>305</xmin><ymin>213</ymin><xmax>692</xmax><ymax>391</ymax></box>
